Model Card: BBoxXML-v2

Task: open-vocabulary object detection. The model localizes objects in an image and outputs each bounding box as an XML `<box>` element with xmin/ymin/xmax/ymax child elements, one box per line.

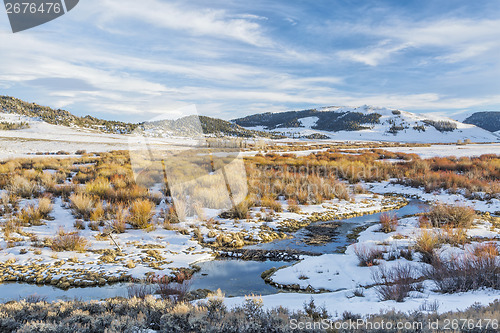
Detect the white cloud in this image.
<box><xmin>337</xmin><ymin>18</ymin><xmax>500</xmax><ymax>66</ymax></box>
<box><xmin>93</xmin><ymin>0</ymin><xmax>271</xmax><ymax>47</ymax></box>
<box><xmin>338</xmin><ymin>41</ymin><xmax>411</xmax><ymax>66</ymax></box>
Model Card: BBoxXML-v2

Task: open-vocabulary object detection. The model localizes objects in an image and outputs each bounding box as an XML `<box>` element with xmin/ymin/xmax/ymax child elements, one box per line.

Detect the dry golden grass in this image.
<box><xmin>49</xmin><ymin>228</ymin><xmax>89</xmax><ymax>252</ymax></box>
<box><xmin>18</xmin><ymin>205</ymin><xmax>43</xmax><ymax>226</ymax></box>
<box><xmin>287</xmin><ymin>199</ymin><xmax>301</xmax><ymax>213</ymax></box>
<box><xmin>8</xmin><ymin>175</ymin><xmax>39</xmax><ymax>198</ymax></box>
<box><xmin>70</xmin><ymin>193</ymin><xmax>95</xmax><ymax>219</ymax></box>
<box><xmin>260</xmin><ymin>195</ymin><xmax>282</xmax><ymax>212</ymax></box>
<box><xmin>37</xmin><ymin>197</ymin><xmax>53</xmax><ymax>218</ymax></box>
<box><xmin>90</xmin><ymin>201</ymin><xmax>105</xmax><ymax>222</ymax></box>
<box><xmin>85</xmin><ymin>177</ymin><xmax>112</xmax><ymax>198</ymax></box>
<box><xmin>414</xmin><ymin>230</ymin><xmax>441</xmax><ymax>263</ymax></box>
<box><xmin>440</xmin><ymin>225</ymin><xmax>468</xmax><ymax>246</ymax></box>
<box><xmin>427</xmin><ymin>203</ymin><xmax>476</xmax><ymax>228</ymax></box>
<box><xmin>111</xmin><ymin>204</ymin><xmax>128</xmax><ymax>233</ymax></box>
<box><xmin>1</xmin><ymin>218</ymin><xmax>23</xmax><ymax>238</ymax></box>
<box><xmin>129</xmin><ymin>199</ymin><xmax>155</xmax><ymax>229</ymax></box>
<box><xmin>471</xmin><ymin>242</ymin><xmax>499</xmax><ymax>258</ymax></box>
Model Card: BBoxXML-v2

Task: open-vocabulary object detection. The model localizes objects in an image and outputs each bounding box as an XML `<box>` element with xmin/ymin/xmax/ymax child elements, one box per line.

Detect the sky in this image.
<box><xmin>1</xmin><ymin>0</ymin><xmax>500</xmax><ymax>122</ymax></box>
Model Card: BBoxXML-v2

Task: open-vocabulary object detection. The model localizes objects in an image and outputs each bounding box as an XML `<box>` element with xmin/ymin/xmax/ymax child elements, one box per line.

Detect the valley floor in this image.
<box><xmin>0</xmin><ymin>140</ymin><xmax>499</xmax><ymax>331</ymax></box>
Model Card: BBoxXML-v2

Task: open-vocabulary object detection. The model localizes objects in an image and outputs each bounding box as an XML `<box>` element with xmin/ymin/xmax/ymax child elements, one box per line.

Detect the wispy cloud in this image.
<box><xmin>1</xmin><ymin>0</ymin><xmax>500</xmax><ymax>120</ymax></box>
<box><xmin>337</xmin><ymin>18</ymin><xmax>500</xmax><ymax>66</ymax></box>
<box><xmin>93</xmin><ymin>0</ymin><xmax>271</xmax><ymax>47</ymax></box>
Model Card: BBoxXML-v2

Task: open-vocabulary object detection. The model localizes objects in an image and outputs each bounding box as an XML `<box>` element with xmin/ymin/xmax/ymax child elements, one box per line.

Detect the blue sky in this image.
<box><xmin>1</xmin><ymin>0</ymin><xmax>500</xmax><ymax>122</ymax></box>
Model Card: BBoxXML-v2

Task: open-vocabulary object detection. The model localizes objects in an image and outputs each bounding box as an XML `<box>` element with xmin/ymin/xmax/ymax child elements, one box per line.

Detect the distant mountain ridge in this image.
<box><xmin>463</xmin><ymin>111</ymin><xmax>500</xmax><ymax>132</ymax></box>
<box><xmin>1</xmin><ymin>95</ymin><xmax>498</xmax><ymax>142</ymax></box>
<box><xmin>232</xmin><ymin>106</ymin><xmax>500</xmax><ymax>143</ymax></box>
<box><xmin>233</xmin><ymin>108</ymin><xmax>381</xmax><ymax>131</ymax></box>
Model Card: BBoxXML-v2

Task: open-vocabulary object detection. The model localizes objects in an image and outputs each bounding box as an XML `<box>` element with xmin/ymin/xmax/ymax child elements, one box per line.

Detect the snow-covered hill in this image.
<box><xmin>0</xmin><ymin>112</ymin><xmax>191</xmax><ymax>160</ymax></box>
<box><xmin>234</xmin><ymin>106</ymin><xmax>500</xmax><ymax>143</ymax></box>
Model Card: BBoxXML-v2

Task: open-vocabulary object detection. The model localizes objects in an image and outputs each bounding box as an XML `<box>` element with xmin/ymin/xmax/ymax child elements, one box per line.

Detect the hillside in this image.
<box><xmin>139</xmin><ymin>115</ymin><xmax>279</xmax><ymax>138</ymax></box>
<box><xmin>463</xmin><ymin>111</ymin><xmax>500</xmax><ymax>132</ymax></box>
<box><xmin>0</xmin><ymin>96</ymin><xmax>137</xmax><ymax>134</ymax></box>
<box><xmin>0</xmin><ymin>96</ymin><xmax>275</xmax><ymax>138</ymax></box>
<box><xmin>2</xmin><ymin>95</ymin><xmax>498</xmax><ymax>143</ymax></box>
<box><xmin>233</xmin><ymin>106</ymin><xmax>500</xmax><ymax>143</ymax></box>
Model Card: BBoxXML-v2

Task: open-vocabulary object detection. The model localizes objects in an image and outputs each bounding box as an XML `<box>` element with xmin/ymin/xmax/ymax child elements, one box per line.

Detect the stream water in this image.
<box><xmin>0</xmin><ymin>200</ymin><xmax>428</xmax><ymax>302</ymax></box>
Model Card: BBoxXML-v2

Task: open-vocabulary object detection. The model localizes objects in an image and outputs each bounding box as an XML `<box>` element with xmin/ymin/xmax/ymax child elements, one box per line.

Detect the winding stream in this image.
<box><xmin>0</xmin><ymin>200</ymin><xmax>428</xmax><ymax>302</ymax></box>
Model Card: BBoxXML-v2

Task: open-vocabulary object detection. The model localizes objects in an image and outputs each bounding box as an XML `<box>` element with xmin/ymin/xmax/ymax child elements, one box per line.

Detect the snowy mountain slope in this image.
<box><xmin>0</xmin><ymin>112</ymin><xmax>194</xmax><ymax>160</ymax></box>
<box><xmin>234</xmin><ymin>105</ymin><xmax>500</xmax><ymax>143</ymax></box>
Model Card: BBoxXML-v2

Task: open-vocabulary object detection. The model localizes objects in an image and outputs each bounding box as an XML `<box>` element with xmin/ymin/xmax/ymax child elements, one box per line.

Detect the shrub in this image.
<box><xmin>163</xmin><ymin>206</ymin><xmax>180</xmax><ymax>225</ymax></box>
<box><xmin>471</xmin><ymin>242</ymin><xmax>499</xmax><ymax>258</ymax></box>
<box><xmin>129</xmin><ymin>199</ymin><xmax>155</xmax><ymax>229</ymax></box>
<box><xmin>425</xmin><ymin>253</ymin><xmax>500</xmax><ymax>293</ymax></box>
<box><xmin>354</xmin><ymin>184</ymin><xmax>367</xmax><ymax>194</ymax></box>
<box><xmin>0</xmin><ymin>193</ymin><xmax>18</xmax><ymax>215</ymax></box>
<box><xmin>173</xmin><ymin>200</ymin><xmax>187</xmax><ymax>222</ymax></box>
<box><xmin>380</xmin><ymin>213</ymin><xmax>398</xmax><ymax>233</ymax></box>
<box><xmin>149</xmin><ymin>274</ymin><xmax>190</xmax><ymax>304</ymax></box>
<box><xmin>205</xmin><ymin>289</ymin><xmax>227</xmax><ymax>321</ymax></box>
<box><xmin>90</xmin><ymin>201</ymin><xmax>105</xmax><ymax>222</ymax></box>
<box><xmin>372</xmin><ymin>264</ymin><xmax>419</xmax><ymax>302</ymax></box>
<box><xmin>2</xmin><ymin>217</ymin><xmax>23</xmax><ymax>237</ymax></box>
<box><xmin>261</xmin><ymin>195</ymin><xmax>282</xmax><ymax>212</ymax></box>
<box><xmin>74</xmin><ymin>220</ymin><xmax>85</xmax><ymax>230</ymax></box>
<box><xmin>9</xmin><ymin>175</ymin><xmax>39</xmax><ymax>198</ymax></box>
<box><xmin>18</xmin><ymin>205</ymin><xmax>43</xmax><ymax>226</ymax></box>
<box><xmin>127</xmin><ymin>284</ymin><xmax>155</xmax><ymax>299</ymax></box>
<box><xmin>418</xmin><ymin>215</ymin><xmax>431</xmax><ymax>228</ymax></box>
<box><xmin>222</xmin><ymin>200</ymin><xmax>250</xmax><ymax>219</ymax></box>
<box><xmin>37</xmin><ymin>197</ymin><xmax>53</xmax><ymax>218</ymax></box>
<box><xmin>49</xmin><ymin>228</ymin><xmax>89</xmax><ymax>252</ymax></box>
<box><xmin>414</xmin><ymin>230</ymin><xmax>441</xmax><ymax>264</ymax></box>
<box><xmin>88</xmin><ymin>221</ymin><xmax>100</xmax><ymax>231</ymax></box>
<box><xmin>287</xmin><ymin>199</ymin><xmax>301</xmax><ymax>213</ymax></box>
<box><xmin>84</xmin><ymin>177</ymin><xmax>111</xmax><ymax>198</ymax></box>
<box><xmin>303</xmin><ymin>298</ymin><xmax>329</xmax><ymax>321</ymax></box>
<box><xmin>427</xmin><ymin>203</ymin><xmax>476</xmax><ymax>228</ymax></box>
<box><xmin>440</xmin><ymin>225</ymin><xmax>468</xmax><ymax>246</ymax></box>
<box><xmin>70</xmin><ymin>193</ymin><xmax>95</xmax><ymax>219</ymax></box>
<box><xmin>112</xmin><ymin>204</ymin><xmax>128</xmax><ymax>233</ymax></box>
<box><xmin>353</xmin><ymin>245</ymin><xmax>383</xmax><ymax>266</ymax></box>
<box><xmin>333</xmin><ymin>182</ymin><xmax>351</xmax><ymax>201</ymax></box>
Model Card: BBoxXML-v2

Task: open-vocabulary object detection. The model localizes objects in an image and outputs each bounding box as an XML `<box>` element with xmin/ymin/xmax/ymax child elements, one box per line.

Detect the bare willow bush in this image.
<box><xmin>425</xmin><ymin>253</ymin><xmax>500</xmax><ymax>293</ymax></box>
<box><xmin>380</xmin><ymin>213</ymin><xmax>398</xmax><ymax>233</ymax></box>
<box><xmin>372</xmin><ymin>263</ymin><xmax>420</xmax><ymax>302</ymax></box>
<box><xmin>353</xmin><ymin>245</ymin><xmax>384</xmax><ymax>267</ymax></box>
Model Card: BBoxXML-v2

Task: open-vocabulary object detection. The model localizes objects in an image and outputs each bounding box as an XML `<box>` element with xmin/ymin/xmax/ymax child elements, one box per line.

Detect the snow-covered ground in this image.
<box><xmin>357</xmin><ymin>143</ymin><xmax>500</xmax><ymax>158</ymax></box>
<box><xmin>0</xmin><ymin>182</ymin><xmax>405</xmax><ymax>287</ymax></box>
<box><xmin>224</xmin><ymin>213</ymin><xmax>500</xmax><ymax>319</ymax></box>
<box><xmin>0</xmin><ymin>113</ymin><xmax>190</xmax><ymax>160</ymax></box>
<box><xmin>368</xmin><ymin>181</ymin><xmax>500</xmax><ymax>213</ymax></box>
<box><xmin>194</xmin><ymin>193</ymin><xmax>406</xmax><ymax>247</ymax></box>
<box><xmin>0</xmin><ymin>197</ymin><xmax>213</xmax><ymax>287</ymax></box>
